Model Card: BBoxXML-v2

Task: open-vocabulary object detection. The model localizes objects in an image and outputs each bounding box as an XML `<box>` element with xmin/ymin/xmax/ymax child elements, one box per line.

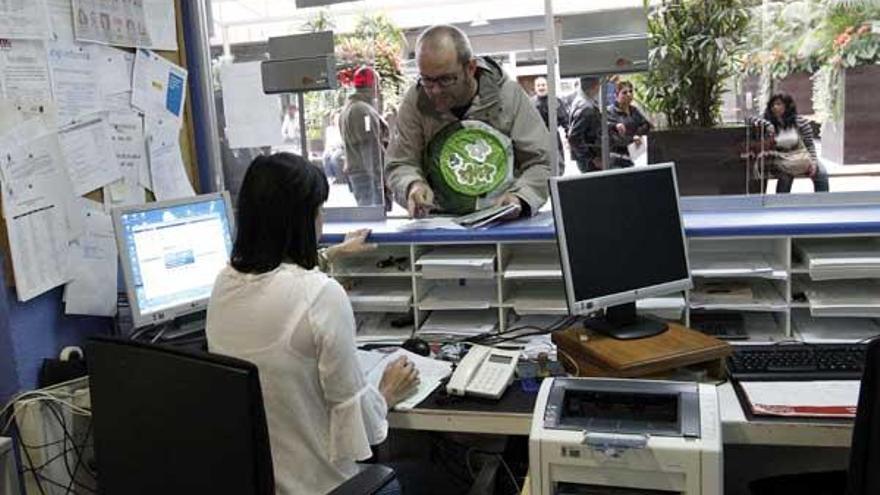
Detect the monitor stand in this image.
<box><xmin>160</xmin><ymin>310</ymin><xmax>207</xmax><ymax>341</ymax></box>
<box><xmin>582</xmin><ymin>302</ymin><xmax>668</xmax><ymax>340</ymax></box>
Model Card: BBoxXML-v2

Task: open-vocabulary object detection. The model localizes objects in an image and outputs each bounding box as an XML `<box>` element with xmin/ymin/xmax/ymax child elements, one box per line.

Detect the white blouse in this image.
<box><xmin>206</xmin><ymin>263</ymin><xmax>388</xmax><ymax>495</ymax></box>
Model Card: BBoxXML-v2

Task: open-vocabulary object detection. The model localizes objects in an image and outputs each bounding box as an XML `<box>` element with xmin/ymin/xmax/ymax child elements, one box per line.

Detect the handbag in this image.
<box><xmin>771</xmin><ymin>128</ymin><xmax>814</xmax><ymax>177</ymax></box>
<box><xmin>774</xmin><ymin>147</ymin><xmax>814</xmax><ymax>176</ymax></box>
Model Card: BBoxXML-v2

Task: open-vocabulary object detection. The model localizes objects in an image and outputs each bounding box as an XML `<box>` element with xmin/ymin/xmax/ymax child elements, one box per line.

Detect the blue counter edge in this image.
<box><xmin>320</xmin><ymin>206</ymin><xmax>880</xmax><ymax>244</ymax></box>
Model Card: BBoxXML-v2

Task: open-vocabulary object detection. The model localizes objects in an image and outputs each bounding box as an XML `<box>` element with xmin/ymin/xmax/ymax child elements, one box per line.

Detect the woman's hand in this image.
<box><xmin>325</xmin><ymin>229</ymin><xmax>377</xmax><ymax>262</ymax></box>
<box><xmin>379</xmin><ymin>356</ymin><xmax>420</xmax><ymax>407</ymax></box>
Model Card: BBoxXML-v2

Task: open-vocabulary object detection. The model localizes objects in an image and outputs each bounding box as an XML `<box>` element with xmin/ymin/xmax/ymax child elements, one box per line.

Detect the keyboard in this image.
<box><xmin>727</xmin><ymin>342</ymin><xmax>869</xmax><ymax>381</ymax></box>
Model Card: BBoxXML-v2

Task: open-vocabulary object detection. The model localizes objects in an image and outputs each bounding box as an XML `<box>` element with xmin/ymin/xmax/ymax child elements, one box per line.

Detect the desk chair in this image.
<box><xmin>749</xmin><ymin>338</ymin><xmax>880</xmax><ymax>495</ymax></box>
<box><xmin>87</xmin><ymin>337</ymin><xmax>395</xmax><ymax>495</ymax></box>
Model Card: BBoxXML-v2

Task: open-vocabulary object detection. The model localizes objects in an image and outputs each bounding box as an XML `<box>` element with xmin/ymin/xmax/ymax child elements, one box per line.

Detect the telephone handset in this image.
<box><xmin>446</xmin><ymin>344</ymin><xmax>520</xmax><ymax>399</ymax></box>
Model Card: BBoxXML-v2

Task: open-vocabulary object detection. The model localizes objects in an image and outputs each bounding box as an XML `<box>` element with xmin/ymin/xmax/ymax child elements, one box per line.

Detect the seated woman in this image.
<box><xmin>757</xmin><ymin>92</ymin><xmax>829</xmax><ymax>194</ymax></box>
<box><xmin>206</xmin><ymin>152</ymin><xmax>419</xmax><ymax>494</ymax></box>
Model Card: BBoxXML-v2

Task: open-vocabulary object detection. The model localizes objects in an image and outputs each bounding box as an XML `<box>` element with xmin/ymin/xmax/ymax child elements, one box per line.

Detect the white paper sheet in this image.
<box><xmin>47</xmin><ymin>0</ymin><xmax>75</xmax><ymax>43</ymax></box>
<box><xmin>0</xmin><ymin>120</ymin><xmax>78</xmax><ymax>231</ymax></box>
<box><xmin>2</xmin><ymin>181</ymin><xmax>71</xmax><ymax>302</ymax></box>
<box><xmin>71</xmin><ymin>0</ymin><xmax>151</xmax><ymax>47</ymax></box>
<box><xmin>47</xmin><ymin>42</ymin><xmax>101</xmax><ymax>125</ymax></box>
<box><xmin>64</xmin><ymin>205</ymin><xmax>117</xmax><ymax>316</ymax></box>
<box><xmin>219</xmin><ymin>61</ymin><xmax>284</xmax><ymax>149</ymax></box>
<box><xmin>0</xmin><ymin>120</ymin><xmax>82</xmax><ymax>240</ymax></box>
<box><xmin>0</xmin><ymin>0</ymin><xmax>51</xmax><ymax>40</ymax></box>
<box><xmin>89</xmin><ymin>45</ymin><xmax>134</xmax><ymax>97</ymax></box>
<box><xmin>143</xmin><ymin>0</ymin><xmax>178</xmax><ymax>51</ymax></box>
<box><xmin>148</xmin><ymin>128</ymin><xmax>194</xmax><ymax>201</ymax></box>
<box><xmin>103</xmin><ymin>179</ymin><xmax>146</xmax><ymax>211</ymax></box>
<box><xmin>102</xmin><ymin>91</ymin><xmax>135</xmax><ymax>114</ymax></box>
<box><xmin>738</xmin><ymin>380</ymin><xmax>859</xmax><ymax>418</ymax></box>
<box><xmin>359</xmin><ymin>348</ymin><xmax>452</xmax><ymax>411</ymax></box>
<box><xmin>58</xmin><ymin>114</ymin><xmax>122</xmax><ymax>195</ymax></box>
<box><xmin>0</xmin><ymin>39</ymin><xmax>53</xmax><ymax>118</ymax></box>
<box><xmin>131</xmin><ymin>49</ymin><xmax>187</xmax><ymax>126</ymax></box>
<box><xmin>107</xmin><ymin>111</ymin><xmax>148</xmax><ymax>198</ymax></box>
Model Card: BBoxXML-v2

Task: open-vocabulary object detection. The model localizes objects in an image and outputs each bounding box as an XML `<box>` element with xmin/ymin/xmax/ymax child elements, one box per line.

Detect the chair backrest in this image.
<box><xmin>87</xmin><ymin>336</ymin><xmax>274</xmax><ymax>495</ymax></box>
<box><xmin>847</xmin><ymin>337</ymin><xmax>880</xmax><ymax>495</ymax></box>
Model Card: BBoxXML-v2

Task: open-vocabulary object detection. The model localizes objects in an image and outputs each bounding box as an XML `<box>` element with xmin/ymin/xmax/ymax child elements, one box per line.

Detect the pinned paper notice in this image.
<box><xmin>132</xmin><ymin>49</ymin><xmax>187</xmax><ymax>127</ymax></box>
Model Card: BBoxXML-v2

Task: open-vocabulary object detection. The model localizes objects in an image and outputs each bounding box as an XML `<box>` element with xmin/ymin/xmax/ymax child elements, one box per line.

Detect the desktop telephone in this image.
<box><xmin>447</xmin><ymin>345</ymin><xmax>520</xmax><ymax>399</ymax></box>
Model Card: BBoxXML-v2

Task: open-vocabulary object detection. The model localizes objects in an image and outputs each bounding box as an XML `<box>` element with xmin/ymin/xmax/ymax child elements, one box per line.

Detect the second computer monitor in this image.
<box><xmin>112</xmin><ymin>192</ymin><xmax>235</xmax><ymax>329</ymax></box>
<box><xmin>550</xmin><ymin>163</ymin><xmax>691</xmax><ymax>339</ymax></box>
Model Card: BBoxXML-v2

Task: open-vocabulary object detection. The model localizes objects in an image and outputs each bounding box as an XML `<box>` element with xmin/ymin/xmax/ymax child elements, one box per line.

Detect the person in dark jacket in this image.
<box><xmin>566</xmin><ymin>76</ymin><xmax>603</xmax><ymax>173</ymax></box>
<box><xmin>607</xmin><ymin>80</ymin><xmax>652</xmax><ymax>169</ymax></box>
<box><xmin>531</xmin><ymin>76</ymin><xmax>569</xmax><ymax>172</ymax></box>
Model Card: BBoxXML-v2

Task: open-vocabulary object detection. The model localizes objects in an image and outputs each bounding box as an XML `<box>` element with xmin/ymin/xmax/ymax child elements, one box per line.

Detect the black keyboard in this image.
<box><xmin>727</xmin><ymin>343</ymin><xmax>869</xmax><ymax>381</ymax></box>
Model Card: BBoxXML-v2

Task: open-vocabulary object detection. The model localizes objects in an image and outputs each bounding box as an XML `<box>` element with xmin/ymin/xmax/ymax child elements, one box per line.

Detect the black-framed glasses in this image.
<box><xmin>418</xmin><ymin>72</ymin><xmax>460</xmax><ymax>89</ymax></box>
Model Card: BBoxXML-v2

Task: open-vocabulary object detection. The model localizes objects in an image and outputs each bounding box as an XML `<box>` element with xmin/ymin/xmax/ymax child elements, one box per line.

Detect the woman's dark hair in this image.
<box><xmin>231</xmin><ymin>152</ymin><xmax>329</xmax><ymax>273</ymax></box>
<box><xmin>763</xmin><ymin>92</ymin><xmax>798</xmax><ymax>131</ymax></box>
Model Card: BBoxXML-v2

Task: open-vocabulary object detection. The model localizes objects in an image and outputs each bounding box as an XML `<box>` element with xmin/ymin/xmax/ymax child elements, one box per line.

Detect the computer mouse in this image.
<box><xmin>401</xmin><ymin>338</ymin><xmax>430</xmax><ymax>357</ymax></box>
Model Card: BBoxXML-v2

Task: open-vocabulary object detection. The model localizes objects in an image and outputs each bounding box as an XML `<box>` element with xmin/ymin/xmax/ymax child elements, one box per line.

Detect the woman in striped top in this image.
<box><xmin>759</xmin><ymin>93</ymin><xmax>829</xmax><ymax>193</ymax></box>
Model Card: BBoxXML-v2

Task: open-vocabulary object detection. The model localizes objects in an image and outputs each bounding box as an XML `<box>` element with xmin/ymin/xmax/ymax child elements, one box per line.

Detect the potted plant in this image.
<box><xmin>813</xmin><ymin>2</ymin><xmax>880</xmax><ymax>164</ymax></box>
<box><xmin>742</xmin><ymin>0</ymin><xmax>827</xmax><ymax>115</ymax></box>
<box><xmin>640</xmin><ymin>0</ymin><xmax>754</xmax><ymax>195</ymax></box>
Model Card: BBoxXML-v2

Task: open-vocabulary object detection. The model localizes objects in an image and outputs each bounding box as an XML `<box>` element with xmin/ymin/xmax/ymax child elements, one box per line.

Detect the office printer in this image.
<box><xmin>529</xmin><ymin>378</ymin><xmax>721</xmax><ymax>495</ymax></box>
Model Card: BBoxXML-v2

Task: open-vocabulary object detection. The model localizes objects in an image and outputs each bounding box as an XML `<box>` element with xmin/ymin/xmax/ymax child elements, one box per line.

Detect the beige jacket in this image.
<box><xmin>385</xmin><ymin>57</ymin><xmax>551</xmax><ymax>215</ymax></box>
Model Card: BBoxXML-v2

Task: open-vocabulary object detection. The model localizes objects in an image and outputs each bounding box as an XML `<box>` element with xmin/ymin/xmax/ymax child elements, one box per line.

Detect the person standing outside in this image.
<box><xmin>385</xmin><ymin>24</ymin><xmax>551</xmax><ymax>218</ymax></box>
<box><xmin>607</xmin><ymin>80</ymin><xmax>653</xmax><ymax>168</ymax></box>
<box><xmin>531</xmin><ymin>76</ymin><xmax>569</xmax><ymax>174</ymax></box>
<box><xmin>567</xmin><ymin>76</ymin><xmax>603</xmax><ymax>173</ymax></box>
<box><xmin>340</xmin><ymin>66</ymin><xmax>388</xmax><ymax>206</ymax></box>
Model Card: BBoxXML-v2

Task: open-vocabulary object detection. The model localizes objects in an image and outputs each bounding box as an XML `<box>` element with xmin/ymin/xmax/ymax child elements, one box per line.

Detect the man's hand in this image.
<box><xmin>493</xmin><ymin>193</ymin><xmax>523</xmax><ymax>220</ymax></box>
<box><xmin>325</xmin><ymin>228</ymin><xmax>376</xmax><ymax>262</ymax></box>
<box><xmin>633</xmin><ymin>135</ymin><xmax>643</xmax><ymax>146</ymax></box>
<box><xmin>406</xmin><ymin>181</ymin><xmax>435</xmax><ymax>218</ymax></box>
<box><xmin>615</xmin><ymin>123</ymin><xmax>627</xmax><ymax>135</ymax></box>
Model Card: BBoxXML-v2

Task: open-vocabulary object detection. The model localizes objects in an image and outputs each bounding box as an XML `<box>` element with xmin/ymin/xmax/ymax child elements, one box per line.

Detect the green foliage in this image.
<box><xmin>742</xmin><ymin>0</ymin><xmax>828</xmax><ymax>80</ymax></box>
<box><xmin>302</xmin><ymin>9</ymin><xmax>335</xmax><ymax>33</ymax></box>
<box><xmin>640</xmin><ymin>0</ymin><xmax>751</xmax><ymax>128</ymax></box>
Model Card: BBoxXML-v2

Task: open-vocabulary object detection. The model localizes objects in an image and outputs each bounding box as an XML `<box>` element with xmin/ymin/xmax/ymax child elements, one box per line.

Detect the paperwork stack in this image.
<box><xmin>454</xmin><ymin>203</ymin><xmax>519</xmax><ymax>228</ymax></box>
<box><xmin>416</xmin><ymin>246</ymin><xmax>496</xmax><ymax>279</ymax></box>
<box><xmin>346</xmin><ymin>280</ymin><xmax>412</xmax><ymax>313</ymax></box>
<box><xmin>689</xmin><ymin>279</ymin><xmax>787</xmax><ymax>311</ymax></box>
<box><xmin>355</xmin><ymin>314</ymin><xmax>414</xmax><ymax>345</ymax></box>
<box><xmin>803</xmin><ymin>279</ymin><xmax>880</xmax><ymax>318</ymax></box>
<box><xmin>688</xmin><ymin>251</ymin><xmax>780</xmax><ymax>278</ymax></box>
<box><xmin>417</xmin><ymin>309</ymin><xmax>497</xmax><ymax>341</ymax></box>
<box><xmin>795</xmin><ymin>238</ymin><xmax>880</xmax><ymax>281</ymax></box>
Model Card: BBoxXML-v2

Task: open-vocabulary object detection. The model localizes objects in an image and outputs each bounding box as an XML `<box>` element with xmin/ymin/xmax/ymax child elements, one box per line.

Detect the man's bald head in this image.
<box><xmin>414</xmin><ymin>24</ymin><xmax>478</xmax><ymax>113</ymax></box>
<box><xmin>416</xmin><ymin>24</ymin><xmax>473</xmax><ymax>66</ymax></box>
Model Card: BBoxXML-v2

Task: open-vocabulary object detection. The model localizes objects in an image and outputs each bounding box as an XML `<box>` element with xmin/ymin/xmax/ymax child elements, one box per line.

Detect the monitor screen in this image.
<box><xmin>114</xmin><ymin>193</ymin><xmax>234</xmax><ymax>327</ymax></box>
<box><xmin>551</xmin><ymin>164</ymin><xmax>690</xmax><ymax>315</ymax></box>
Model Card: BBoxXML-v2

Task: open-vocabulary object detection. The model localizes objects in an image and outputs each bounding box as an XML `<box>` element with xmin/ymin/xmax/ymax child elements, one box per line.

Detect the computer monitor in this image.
<box><xmin>112</xmin><ymin>192</ymin><xmax>234</xmax><ymax>329</ymax></box>
<box><xmin>87</xmin><ymin>336</ymin><xmax>274</xmax><ymax>494</ymax></box>
<box><xmin>550</xmin><ymin>163</ymin><xmax>692</xmax><ymax>339</ymax></box>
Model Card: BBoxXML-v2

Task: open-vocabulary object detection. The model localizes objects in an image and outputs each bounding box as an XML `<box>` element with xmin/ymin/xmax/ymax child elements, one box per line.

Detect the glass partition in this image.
<box><xmin>207</xmin><ymin>0</ymin><xmax>880</xmax><ymax>214</ymax></box>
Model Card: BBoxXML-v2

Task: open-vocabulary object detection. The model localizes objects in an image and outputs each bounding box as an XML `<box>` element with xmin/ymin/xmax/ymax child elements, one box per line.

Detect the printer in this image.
<box><xmin>529</xmin><ymin>377</ymin><xmax>722</xmax><ymax>495</ymax></box>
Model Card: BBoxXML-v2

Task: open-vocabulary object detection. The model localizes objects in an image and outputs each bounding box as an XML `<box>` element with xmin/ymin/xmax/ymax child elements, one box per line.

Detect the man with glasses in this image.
<box><xmin>385</xmin><ymin>24</ymin><xmax>551</xmax><ymax>219</ymax></box>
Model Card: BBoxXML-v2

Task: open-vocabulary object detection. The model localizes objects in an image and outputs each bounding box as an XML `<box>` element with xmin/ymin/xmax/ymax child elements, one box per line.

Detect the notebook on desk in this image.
<box><xmin>733</xmin><ymin>379</ymin><xmax>859</xmax><ymax>419</ymax></box>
